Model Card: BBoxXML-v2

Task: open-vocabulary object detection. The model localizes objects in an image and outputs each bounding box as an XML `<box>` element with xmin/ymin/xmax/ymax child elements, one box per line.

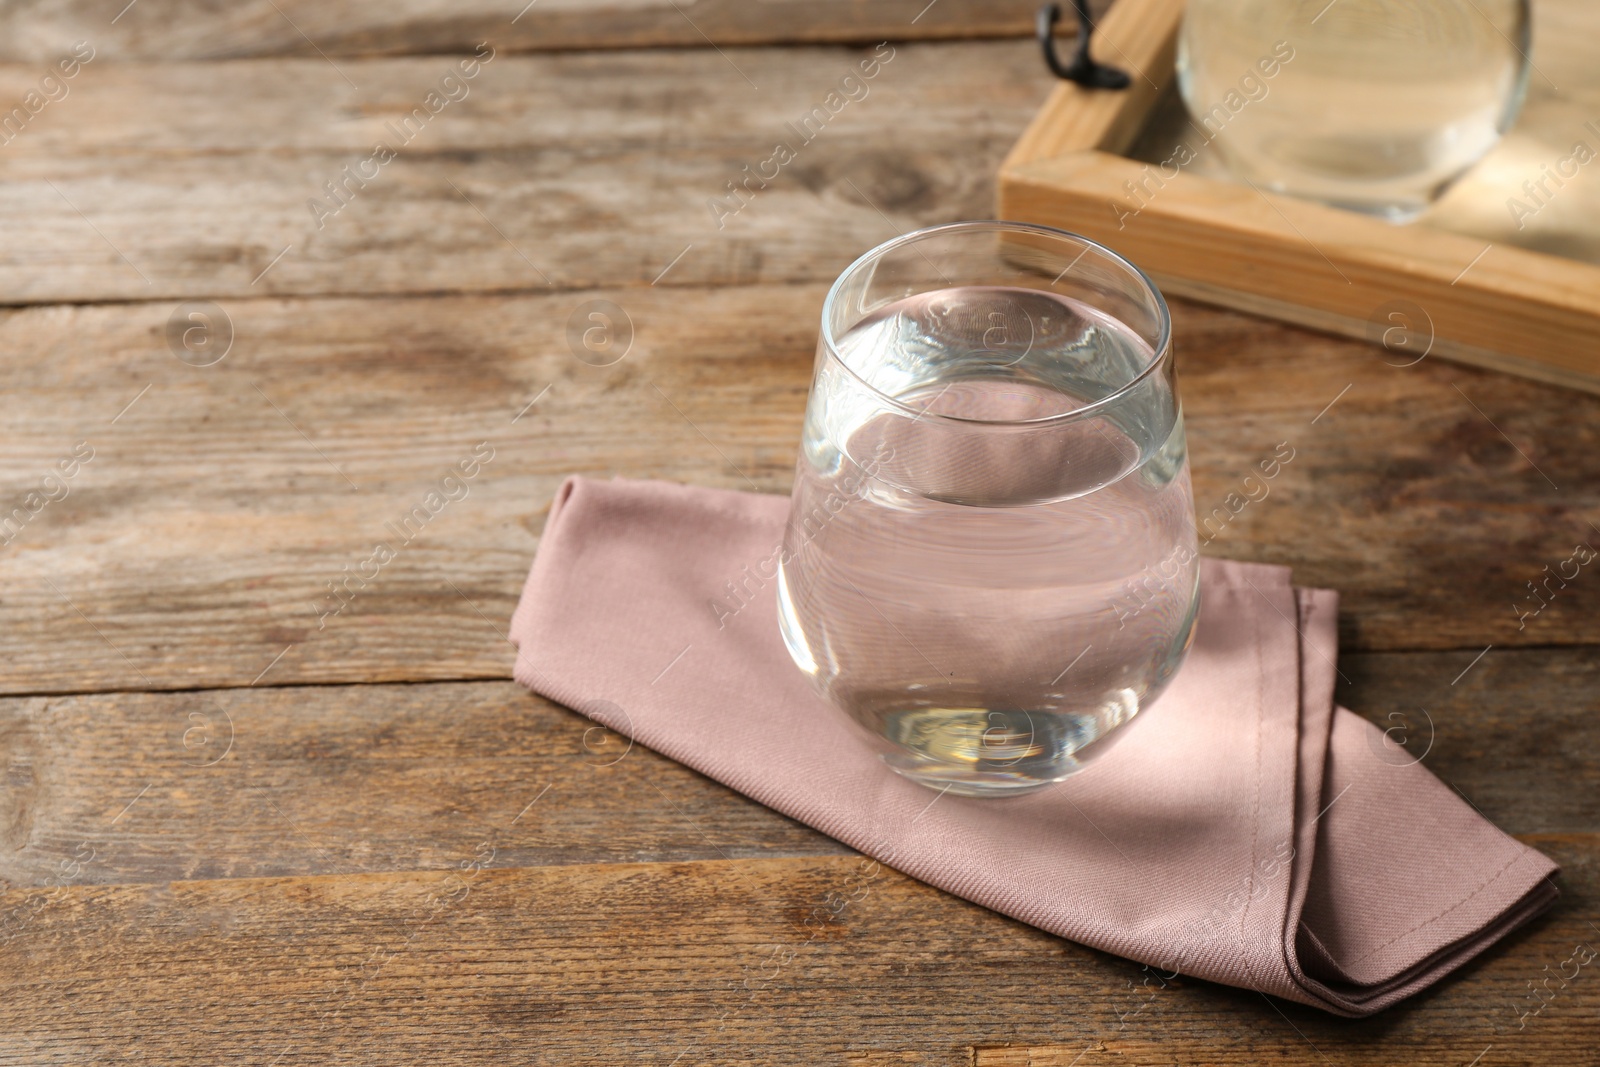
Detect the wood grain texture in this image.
<box><xmin>0</xmin><ymin>284</ymin><xmax>1597</xmax><ymax>696</ymax></box>
<box><xmin>0</xmin><ymin>44</ymin><xmax>1045</xmax><ymax>303</ymax></box>
<box><xmin>0</xmin><ymin>838</ymin><xmax>1593</xmax><ymax>1067</ymax></box>
<box><xmin>0</xmin><ymin>0</ymin><xmax>1093</xmax><ymax>62</ymax></box>
<box><xmin>0</xmin><ymin>681</ymin><xmax>848</xmax><ymax>891</ymax></box>
<box><xmin>0</xmin><ymin>654</ymin><xmax>1594</xmax><ymax>891</ymax></box>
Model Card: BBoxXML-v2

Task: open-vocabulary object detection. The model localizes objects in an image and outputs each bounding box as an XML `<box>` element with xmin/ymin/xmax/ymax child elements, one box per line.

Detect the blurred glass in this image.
<box><xmin>1178</xmin><ymin>0</ymin><xmax>1531</xmax><ymax>221</ymax></box>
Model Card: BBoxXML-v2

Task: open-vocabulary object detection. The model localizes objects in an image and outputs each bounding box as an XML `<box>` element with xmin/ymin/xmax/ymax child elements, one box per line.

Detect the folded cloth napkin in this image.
<box><xmin>509</xmin><ymin>475</ymin><xmax>1559</xmax><ymax>1016</ymax></box>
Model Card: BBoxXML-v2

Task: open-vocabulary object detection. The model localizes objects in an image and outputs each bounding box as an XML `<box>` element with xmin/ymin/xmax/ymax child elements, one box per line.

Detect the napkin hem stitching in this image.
<box><xmin>1343</xmin><ymin>845</ymin><xmax>1530</xmax><ymax>967</ymax></box>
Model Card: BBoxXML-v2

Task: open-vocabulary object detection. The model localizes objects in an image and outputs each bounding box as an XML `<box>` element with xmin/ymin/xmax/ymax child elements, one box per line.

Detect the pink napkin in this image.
<box><xmin>509</xmin><ymin>476</ymin><xmax>1558</xmax><ymax>1016</ymax></box>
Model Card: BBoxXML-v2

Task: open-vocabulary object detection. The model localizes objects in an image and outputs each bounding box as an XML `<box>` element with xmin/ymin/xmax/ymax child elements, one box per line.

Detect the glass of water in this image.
<box><xmin>776</xmin><ymin>222</ymin><xmax>1200</xmax><ymax>797</ymax></box>
<box><xmin>1178</xmin><ymin>0</ymin><xmax>1530</xmax><ymax>221</ymax></box>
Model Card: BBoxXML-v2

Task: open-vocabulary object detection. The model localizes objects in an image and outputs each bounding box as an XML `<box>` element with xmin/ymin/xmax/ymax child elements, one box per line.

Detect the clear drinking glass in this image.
<box><xmin>776</xmin><ymin>222</ymin><xmax>1200</xmax><ymax>797</ymax></box>
<box><xmin>1178</xmin><ymin>0</ymin><xmax>1531</xmax><ymax>221</ymax></box>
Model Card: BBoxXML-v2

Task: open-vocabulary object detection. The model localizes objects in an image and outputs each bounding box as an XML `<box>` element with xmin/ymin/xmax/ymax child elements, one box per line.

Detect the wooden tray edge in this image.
<box><xmin>1000</xmin><ymin>149</ymin><xmax>1600</xmax><ymax>390</ymax></box>
<box><xmin>1155</xmin><ymin>273</ymin><xmax>1600</xmax><ymax>397</ymax></box>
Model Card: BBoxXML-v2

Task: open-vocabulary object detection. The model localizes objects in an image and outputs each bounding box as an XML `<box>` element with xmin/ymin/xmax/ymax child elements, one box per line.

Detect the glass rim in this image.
<box><xmin>818</xmin><ymin>220</ymin><xmax>1174</xmax><ymax>428</ymax></box>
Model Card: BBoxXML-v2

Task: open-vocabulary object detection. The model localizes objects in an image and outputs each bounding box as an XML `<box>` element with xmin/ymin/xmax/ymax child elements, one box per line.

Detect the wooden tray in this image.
<box><xmin>999</xmin><ymin>0</ymin><xmax>1600</xmax><ymax>393</ymax></box>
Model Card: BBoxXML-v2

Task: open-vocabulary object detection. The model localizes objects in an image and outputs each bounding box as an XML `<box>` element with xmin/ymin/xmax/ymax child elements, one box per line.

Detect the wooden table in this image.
<box><xmin>1</xmin><ymin>3</ymin><xmax>1596</xmax><ymax>1064</ymax></box>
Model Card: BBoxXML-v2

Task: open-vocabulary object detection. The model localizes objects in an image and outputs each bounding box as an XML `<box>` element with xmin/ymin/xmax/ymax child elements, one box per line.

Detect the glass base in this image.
<box><xmin>779</xmin><ymin>568</ymin><xmax>1203</xmax><ymax>800</ymax></box>
<box><xmin>1319</xmin><ymin>195</ymin><xmax>1429</xmax><ymax>225</ymax></box>
<box><xmin>871</xmin><ymin>703</ymin><xmax>1121</xmax><ymax>797</ymax></box>
<box><xmin>886</xmin><ymin>760</ymin><xmax>1063</xmax><ymax>798</ymax></box>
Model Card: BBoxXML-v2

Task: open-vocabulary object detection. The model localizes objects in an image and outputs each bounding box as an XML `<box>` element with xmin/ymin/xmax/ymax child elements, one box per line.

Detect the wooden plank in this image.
<box><xmin>1</xmin><ymin>651</ymin><xmax>1595</xmax><ymax>890</ymax></box>
<box><xmin>0</xmin><ymin>837</ymin><xmax>1594</xmax><ymax>1065</ymax></box>
<box><xmin>0</xmin><ymin>43</ymin><xmax>1047</xmax><ymax>303</ymax></box>
<box><xmin>0</xmin><ymin>1</ymin><xmax>1093</xmax><ymax>62</ymax></box>
<box><xmin>0</xmin><ymin>681</ymin><xmax>847</xmax><ymax>890</ymax></box>
<box><xmin>0</xmin><ymin>46</ymin><xmax>1034</xmax><ymax>159</ymax></box>
<box><xmin>1</xmin><ymin>285</ymin><xmax>1598</xmax><ymax>696</ymax></box>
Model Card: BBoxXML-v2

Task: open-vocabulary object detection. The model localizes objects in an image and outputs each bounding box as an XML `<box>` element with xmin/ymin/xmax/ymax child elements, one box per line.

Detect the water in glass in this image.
<box><xmin>778</xmin><ymin>278</ymin><xmax>1199</xmax><ymax>797</ymax></box>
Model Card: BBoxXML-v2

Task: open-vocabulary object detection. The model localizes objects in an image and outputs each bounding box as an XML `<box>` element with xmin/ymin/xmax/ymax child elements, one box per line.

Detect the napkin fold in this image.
<box><xmin>509</xmin><ymin>476</ymin><xmax>1558</xmax><ymax>1016</ymax></box>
